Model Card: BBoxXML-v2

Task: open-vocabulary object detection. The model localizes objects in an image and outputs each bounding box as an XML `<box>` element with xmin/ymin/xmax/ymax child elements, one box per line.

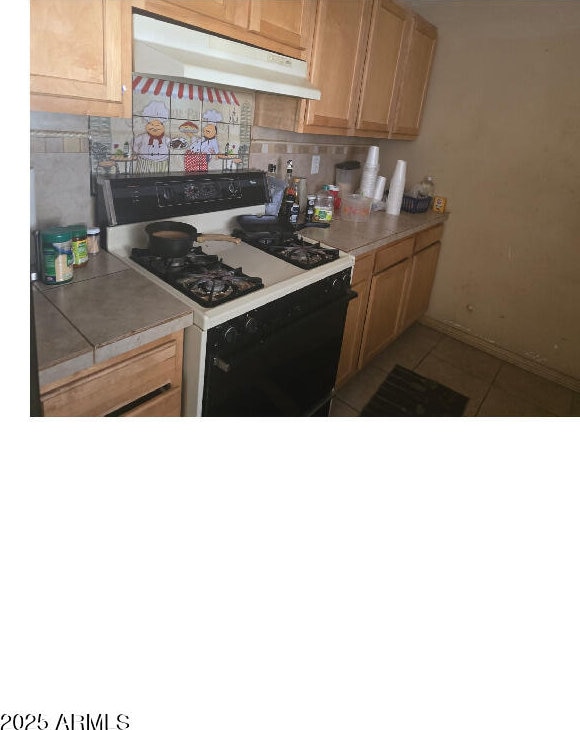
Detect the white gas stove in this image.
<box><xmin>98</xmin><ymin>171</ymin><xmax>354</xmax><ymax>417</ymax></box>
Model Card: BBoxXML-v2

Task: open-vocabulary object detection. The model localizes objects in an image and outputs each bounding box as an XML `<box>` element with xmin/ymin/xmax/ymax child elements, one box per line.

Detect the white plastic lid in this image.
<box><xmin>87</xmin><ymin>227</ymin><xmax>100</xmax><ymax>234</ymax></box>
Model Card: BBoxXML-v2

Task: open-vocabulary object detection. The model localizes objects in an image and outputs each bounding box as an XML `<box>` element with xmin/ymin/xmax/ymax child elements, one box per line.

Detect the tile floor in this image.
<box><xmin>330</xmin><ymin>323</ymin><xmax>580</xmax><ymax>417</ymax></box>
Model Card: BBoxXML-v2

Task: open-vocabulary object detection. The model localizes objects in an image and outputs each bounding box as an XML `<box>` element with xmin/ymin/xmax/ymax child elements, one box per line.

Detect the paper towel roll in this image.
<box><xmin>373</xmin><ymin>175</ymin><xmax>386</xmax><ymax>201</ymax></box>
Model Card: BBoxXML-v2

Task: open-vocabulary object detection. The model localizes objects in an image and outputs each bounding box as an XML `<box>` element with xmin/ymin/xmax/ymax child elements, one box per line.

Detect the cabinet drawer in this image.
<box><xmin>351</xmin><ymin>252</ymin><xmax>374</xmax><ymax>285</ymax></box>
<box><xmin>415</xmin><ymin>224</ymin><xmax>444</xmax><ymax>252</ymax></box>
<box><xmin>373</xmin><ymin>236</ymin><xmax>414</xmax><ymax>274</ymax></box>
<box><xmin>41</xmin><ymin>338</ymin><xmax>180</xmax><ymax>417</ymax></box>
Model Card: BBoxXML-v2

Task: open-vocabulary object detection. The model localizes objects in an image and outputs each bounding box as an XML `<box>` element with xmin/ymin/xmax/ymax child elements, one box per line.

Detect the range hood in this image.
<box><xmin>133</xmin><ymin>14</ymin><xmax>321</xmax><ymax>100</ymax></box>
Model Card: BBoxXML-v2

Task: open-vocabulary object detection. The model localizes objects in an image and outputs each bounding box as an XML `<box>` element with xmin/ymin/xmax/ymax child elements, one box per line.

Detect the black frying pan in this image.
<box><xmin>236</xmin><ymin>215</ymin><xmax>330</xmax><ymax>233</ymax></box>
<box><xmin>145</xmin><ymin>221</ymin><xmax>241</xmax><ymax>258</ymax></box>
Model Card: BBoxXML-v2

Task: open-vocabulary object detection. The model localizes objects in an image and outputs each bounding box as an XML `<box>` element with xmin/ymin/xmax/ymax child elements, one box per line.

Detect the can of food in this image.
<box><xmin>40</xmin><ymin>227</ymin><xmax>74</xmax><ymax>285</ymax></box>
<box><xmin>69</xmin><ymin>223</ymin><xmax>89</xmax><ymax>267</ymax></box>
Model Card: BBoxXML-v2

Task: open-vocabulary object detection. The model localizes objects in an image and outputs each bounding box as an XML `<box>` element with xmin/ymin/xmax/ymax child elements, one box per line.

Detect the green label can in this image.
<box><xmin>69</xmin><ymin>223</ymin><xmax>89</xmax><ymax>267</ymax></box>
<box><xmin>41</xmin><ymin>227</ymin><xmax>74</xmax><ymax>285</ymax></box>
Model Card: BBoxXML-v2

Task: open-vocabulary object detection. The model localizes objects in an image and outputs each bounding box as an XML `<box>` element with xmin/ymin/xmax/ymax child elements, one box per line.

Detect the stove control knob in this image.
<box><xmin>245</xmin><ymin>316</ymin><xmax>259</xmax><ymax>334</ymax></box>
<box><xmin>223</xmin><ymin>325</ymin><xmax>238</xmax><ymax>344</ymax></box>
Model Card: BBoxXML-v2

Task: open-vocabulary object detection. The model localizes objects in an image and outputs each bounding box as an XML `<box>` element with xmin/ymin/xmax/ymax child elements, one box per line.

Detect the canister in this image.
<box><xmin>40</xmin><ymin>227</ymin><xmax>74</xmax><ymax>285</ymax></box>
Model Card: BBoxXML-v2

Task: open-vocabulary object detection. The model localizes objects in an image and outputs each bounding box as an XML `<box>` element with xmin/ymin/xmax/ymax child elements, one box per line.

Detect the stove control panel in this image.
<box><xmin>97</xmin><ymin>170</ymin><xmax>267</xmax><ymax>226</ymax></box>
<box><xmin>207</xmin><ymin>269</ymin><xmax>354</xmax><ymax>356</ymax></box>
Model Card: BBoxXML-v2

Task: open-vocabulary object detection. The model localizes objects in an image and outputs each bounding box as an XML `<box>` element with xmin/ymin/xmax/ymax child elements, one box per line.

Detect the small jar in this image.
<box><xmin>87</xmin><ymin>227</ymin><xmax>101</xmax><ymax>255</ymax></box>
<box><xmin>40</xmin><ymin>227</ymin><xmax>74</xmax><ymax>285</ymax></box>
<box><xmin>69</xmin><ymin>223</ymin><xmax>89</xmax><ymax>267</ymax></box>
<box><xmin>324</xmin><ymin>184</ymin><xmax>341</xmax><ymax>214</ymax></box>
<box><xmin>313</xmin><ymin>191</ymin><xmax>334</xmax><ymax>222</ymax></box>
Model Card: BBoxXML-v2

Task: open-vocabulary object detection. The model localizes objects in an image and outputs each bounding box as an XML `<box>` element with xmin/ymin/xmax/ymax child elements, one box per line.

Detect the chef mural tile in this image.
<box><xmin>91</xmin><ymin>77</ymin><xmax>253</xmax><ymax>183</ymax></box>
<box><xmin>131</xmin><ymin>76</ymin><xmax>254</xmax><ymax>173</ymax></box>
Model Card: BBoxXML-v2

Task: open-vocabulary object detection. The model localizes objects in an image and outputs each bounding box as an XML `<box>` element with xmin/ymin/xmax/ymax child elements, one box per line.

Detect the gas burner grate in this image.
<box><xmin>130</xmin><ymin>248</ymin><xmax>263</xmax><ymax>307</ymax></box>
<box><xmin>176</xmin><ymin>267</ymin><xmax>263</xmax><ymax>306</ymax></box>
<box><xmin>234</xmin><ymin>231</ymin><xmax>340</xmax><ymax>270</ymax></box>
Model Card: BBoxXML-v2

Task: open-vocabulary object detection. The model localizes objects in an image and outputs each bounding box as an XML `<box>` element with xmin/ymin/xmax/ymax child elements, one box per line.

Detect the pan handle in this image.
<box><xmin>295</xmin><ymin>222</ymin><xmax>330</xmax><ymax>230</ymax></box>
<box><xmin>197</xmin><ymin>234</ymin><xmax>241</xmax><ymax>244</ymax></box>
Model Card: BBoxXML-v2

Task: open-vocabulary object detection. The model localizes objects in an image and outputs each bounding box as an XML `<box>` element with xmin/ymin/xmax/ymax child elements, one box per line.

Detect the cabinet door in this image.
<box><xmin>359</xmin><ymin>258</ymin><xmax>411</xmax><ymax>368</ymax></box>
<box><xmin>335</xmin><ymin>278</ymin><xmax>371</xmax><ymax>388</ymax></box>
<box><xmin>355</xmin><ymin>0</ymin><xmax>409</xmax><ymax>135</ymax></box>
<box><xmin>399</xmin><ymin>241</ymin><xmax>441</xmax><ymax>331</ymax></box>
<box><xmin>30</xmin><ymin>0</ymin><xmax>131</xmax><ymax>117</ymax></box>
<box><xmin>303</xmin><ymin>0</ymin><xmax>372</xmax><ymax>134</ymax></box>
<box><xmin>249</xmin><ymin>0</ymin><xmax>315</xmax><ymax>54</ymax></box>
<box><xmin>389</xmin><ymin>13</ymin><xmax>437</xmax><ymax>138</ymax></box>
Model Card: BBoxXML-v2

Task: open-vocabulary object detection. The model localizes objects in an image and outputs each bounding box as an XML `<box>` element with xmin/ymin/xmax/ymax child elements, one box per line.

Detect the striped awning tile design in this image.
<box><xmin>132</xmin><ymin>76</ymin><xmax>241</xmax><ymax>105</ymax></box>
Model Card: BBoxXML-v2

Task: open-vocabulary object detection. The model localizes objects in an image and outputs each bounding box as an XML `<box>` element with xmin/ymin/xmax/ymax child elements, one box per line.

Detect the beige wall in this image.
<box><xmin>381</xmin><ymin>0</ymin><xmax>580</xmax><ymax>382</ymax></box>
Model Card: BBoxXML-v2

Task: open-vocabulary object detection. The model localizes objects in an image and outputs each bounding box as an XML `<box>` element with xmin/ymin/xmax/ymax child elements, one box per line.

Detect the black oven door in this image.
<box><xmin>202</xmin><ymin>287</ymin><xmax>353</xmax><ymax>417</ymax></box>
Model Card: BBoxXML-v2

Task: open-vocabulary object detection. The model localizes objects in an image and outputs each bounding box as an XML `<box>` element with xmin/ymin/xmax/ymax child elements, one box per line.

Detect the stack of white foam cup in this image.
<box><xmin>386</xmin><ymin>159</ymin><xmax>407</xmax><ymax>215</ymax></box>
<box><xmin>373</xmin><ymin>175</ymin><xmax>386</xmax><ymax>202</ymax></box>
<box><xmin>359</xmin><ymin>146</ymin><xmax>380</xmax><ymax>198</ymax></box>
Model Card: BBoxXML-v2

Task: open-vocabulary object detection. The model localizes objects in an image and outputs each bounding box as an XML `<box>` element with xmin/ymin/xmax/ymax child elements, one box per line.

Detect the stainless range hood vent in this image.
<box><xmin>133</xmin><ymin>14</ymin><xmax>321</xmax><ymax>100</ymax></box>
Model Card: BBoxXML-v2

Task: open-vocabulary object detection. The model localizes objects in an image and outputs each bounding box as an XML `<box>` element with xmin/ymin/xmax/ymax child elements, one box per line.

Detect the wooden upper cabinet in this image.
<box><xmin>355</xmin><ymin>0</ymin><xmax>408</xmax><ymax>135</ymax></box>
<box><xmin>248</xmin><ymin>0</ymin><xmax>316</xmax><ymax>55</ymax></box>
<box><xmin>138</xmin><ymin>0</ymin><xmax>314</xmax><ymax>58</ymax></box>
<box><xmin>389</xmin><ymin>12</ymin><xmax>437</xmax><ymax>138</ymax></box>
<box><xmin>254</xmin><ymin>0</ymin><xmax>437</xmax><ymax>139</ymax></box>
<box><xmin>30</xmin><ymin>0</ymin><xmax>132</xmax><ymax>117</ymax></box>
<box><xmin>302</xmin><ymin>0</ymin><xmax>372</xmax><ymax>134</ymax></box>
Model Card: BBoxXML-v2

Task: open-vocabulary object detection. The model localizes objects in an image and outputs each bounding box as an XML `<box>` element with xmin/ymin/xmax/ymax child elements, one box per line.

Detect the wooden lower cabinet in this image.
<box><xmin>399</xmin><ymin>241</ymin><xmax>441</xmax><ymax>332</ymax></box>
<box><xmin>335</xmin><ymin>224</ymin><xmax>443</xmax><ymax>387</ymax></box>
<box><xmin>40</xmin><ymin>331</ymin><xmax>184</xmax><ymax>417</ymax></box>
<box><xmin>359</xmin><ymin>257</ymin><xmax>411</xmax><ymax>368</ymax></box>
<box><xmin>335</xmin><ymin>253</ymin><xmax>373</xmax><ymax>388</ymax></box>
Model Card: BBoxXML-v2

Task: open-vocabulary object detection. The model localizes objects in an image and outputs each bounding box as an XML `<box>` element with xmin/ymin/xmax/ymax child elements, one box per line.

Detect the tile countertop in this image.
<box><xmin>304</xmin><ymin>208</ymin><xmax>449</xmax><ymax>257</ymax></box>
<box><xmin>33</xmin><ymin>251</ymin><xmax>193</xmax><ymax>388</ymax></box>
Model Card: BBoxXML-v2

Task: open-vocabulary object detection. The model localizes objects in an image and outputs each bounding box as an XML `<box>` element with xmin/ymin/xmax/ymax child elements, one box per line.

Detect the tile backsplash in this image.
<box><xmin>30</xmin><ymin>77</ymin><xmax>382</xmax><ymax>229</ymax></box>
<box><xmin>90</xmin><ymin>76</ymin><xmax>254</xmax><ymax>181</ymax></box>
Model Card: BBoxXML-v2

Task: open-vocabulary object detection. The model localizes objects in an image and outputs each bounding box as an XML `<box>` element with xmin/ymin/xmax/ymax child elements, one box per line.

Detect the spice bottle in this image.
<box><xmin>282</xmin><ymin>160</ymin><xmax>299</xmax><ymax>225</ymax></box>
<box><xmin>69</xmin><ymin>223</ymin><xmax>89</xmax><ymax>267</ymax></box>
<box><xmin>306</xmin><ymin>195</ymin><xmax>316</xmax><ymax>222</ymax></box>
<box><xmin>40</xmin><ymin>227</ymin><xmax>74</xmax><ymax>285</ymax></box>
<box><xmin>87</xmin><ymin>227</ymin><xmax>101</xmax><ymax>255</ymax></box>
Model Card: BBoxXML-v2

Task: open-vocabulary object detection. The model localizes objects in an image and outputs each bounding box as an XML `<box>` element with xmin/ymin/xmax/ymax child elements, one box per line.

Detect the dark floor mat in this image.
<box><xmin>360</xmin><ymin>365</ymin><xmax>469</xmax><ymax>417</ymax></box>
